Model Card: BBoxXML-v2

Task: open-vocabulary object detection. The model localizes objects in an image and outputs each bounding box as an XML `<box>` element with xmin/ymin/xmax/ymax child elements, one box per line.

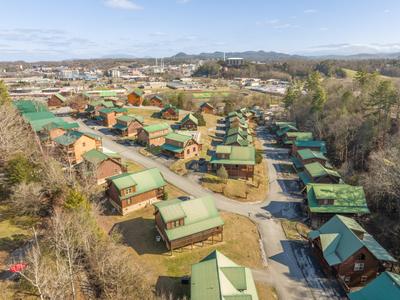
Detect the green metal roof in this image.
<box><xmin>307</xmin><ymin>183</ymin><xmax>370</xmax><ymax>214</ymax></box>
<box><xmin>226</xmin><ymin>127</ymin><xmax>249</xmax><ymax>137</ymax></box>
<box><xmin>348</xmin><ymin>271</ymin><xmax>400</xmax><ymax>300</ymax></box>
<box><xmin>291</xmin><ymin>156</ymin><xmax>303</xmax><ymax>170</ymax></box>
<box><xmin>224</xmin><ymin>134</ymin><xmax>250</xmax><ymax>146</ymax></box>
<box><xmin>53</xmin><ymin>131</ymin><xmax>101</xmax><ymax>146</ymax></box>
<box><xmin>276</xmin><ymin>125</ymin><xmax>298</xmax><ymax>137</ymax></box>
<box><xmin>108</xmin><ymin>168</ymin><xmax>166</xmax><ymax>198</ymax></box>
<box><xmin>180</xmin><ymin>113</ymin><xmax>198</xmax><ymax>126</ymax></box>
<box><xmin>304</xmin><ymin>162</ymin><xmax>341</xmax><ymax>179</ymax></box>
<box><xmin>98</xmin><ymin>90</ymin><xmax>117</xmax><ymax>97</ymax></box>
<box><xmin>99</xmin><ymin>107</ymin><xmax>127</xmax><ymax>114</ymax></box>
<box><xmin>308</xmin><ymin>215</ymin><xmax>397</xmax><ymax>266</ymax></box>
<box><xmin>82</xmin><ymin>149</ymin><xmax>111</xmax><ymax>164</ymax></box>
<box><xmin>298</xmin><ymin>171</ymin><xmax>312</xmax><ymax>185</ymax></box>
<box><xmin>294</xmin><ymin>140</ymin><xmax>327</xmax><ymax>154</ymax></box>
<box><xmin>14</xmin><ymin>100</ymin><xmax>48</xmax><ymax>113</ymax></box>
<box><xmin>116</xmin><ymin>114</ymin><xmax>144</xmax><ymax>124</ymax></box>
<box><xmin>211</xmin><ymin>146</ymin><xmax>256</xmax><ymax>165</ymax></box>
<box><xmin>286</xmin><ymin>131</ymin><xmax>313</xmax><ymax>141</ymax></box>
<box><xmin>43</xmin><ymin>121</ymin><xmax>79</xmax><ymax>131</ymax></box>
<box><xmin>165</xmin><ymin>132</ymin><xmax>192</xmax><ymax>143</ymax></box>
<box><xmin>161</xmin><ymin>144</ymin><xmax>184</xmax><ymax>153</ymax></box>
<box><xmin>297</xmin><ymin>149</ymin><xmax>327</xmax><ymax>161</ymax></box>
<box><xmin>160</xmin><ymin>104</ymin><xmax>179</xmax><ymax>114</ymax></box>
<box><xmin>191</xmin><ymin>250</ymin><xmax>259</xmax><ymax>300</ymax></box>
<box><xmin>143</xmin><ymin>123</ymin><xmax>171</xmax><ymax>134</ymax></box>
<box><xmin>54</xmin><ymin>93</ymin><xmax>67</xmax><ymax>102</ymax></box>
<box><xmin>129</xmin><ymin>89</ymin><xmax>143</xmax><ymax>97</ymax></box>
<box><xmin>154</xmin><ymin>196</ymin><xmax>224</xmax><ymax>241</ymax></box>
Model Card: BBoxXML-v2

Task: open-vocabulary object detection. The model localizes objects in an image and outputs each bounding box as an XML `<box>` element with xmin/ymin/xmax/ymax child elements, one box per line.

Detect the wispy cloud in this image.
<box><xmin>300</xmin><ymin>43</ymin><xmax>400</xmax><ymax>56</ymax></box>
<box><xmin>104</xmin><ymin>0</ymin><xmax>142</xmax><ymax>10</ymax></box>
<box><xmin>256</xmin><ymin>18</ymin><xmax>299</xmax><ymax>29</ymax></box>
<box><xmin>304</xmin><ymin>9</ymin><xmax>317</xmax><ymax>14</ymax></box>
<box><xmin>177</xmin><ymin>0</ymin><xmax>191</xmax><ymax>4</ymax></box>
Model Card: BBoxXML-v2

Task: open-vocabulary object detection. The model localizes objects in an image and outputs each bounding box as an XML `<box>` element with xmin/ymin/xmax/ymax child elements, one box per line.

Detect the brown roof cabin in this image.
<box><xmin>308</xmin><ymin>215</ymin><xmax>397</xmax><ymax>292</ymax></box>
<box><xmin>153</xmin><ymin>196</ymin><xmax>224</xmax><ymax>252</ymax></box>
<box><xmin>47</xmin><ymin>93</ymin><xmax>67</xmax><ymax>108</ymax></box>
<box><xmin>107</xmin><ymin>168</ymin><xmax>166</xmax><ymax>215</ymax></box>
<box><xmin>53</xmin><ymin>131</ymin><xmax>102</xmax><ymax>165</ymax></box>
<box><xmin>179</xmin><ymin>113</ymin><xmax>198</xmax><ymax>130</ymax></box>
<box><xmin>113</xmin><ymin>115</ymin><xmax>144</xmax><ymax>137</ymax></box>
<box><xmin>149</xmin><ymin>95</ymin><xmax>164</xmax><ymax>107</ymax></box>
<box><xmin>160</xmin><ymin>104</ymin><xmax>179</xmax><ymax>120</ymax></box>
<box><xmin>199</xmin><ymin>102</ymin><xmax>215</xmax><ymax>114</ymax></box>
<box><xmin>127</xmin><ymin>90</ymin><xmax>143</xmax><ymax>106</ymax></box>
<box><xmin>82</xmin><ymin>149</ymin><xmax>125</xmax><ymax>184</ymax></box>
<box><xmin>98</xmin><ymin>108</ymin><xmax>128</xmax><ymax>127</ymax></box>
<box><xmin>161</xmin><ymin>132</ymin><xmax>201</xmax><ymax>159</ymax></box>
<box><xmin>137</xmin><ymin>123</ymin><xmax>171</xmax><ymax>147</ymax></box>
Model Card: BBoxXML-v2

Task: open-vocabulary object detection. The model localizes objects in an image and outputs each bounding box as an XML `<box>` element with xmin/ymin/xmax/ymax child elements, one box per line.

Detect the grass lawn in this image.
<box><xmin>124</xmin><ymin>159</ymin><xmax>143</xmax><ymax>173</ymax></box>
<box><xmin>256</xmin><ymin>282</ymin><xmax>279</xmax><ymax>300</ymax></box>
<box><xmin>281</xmin><ymin>220</ymin><xmax>311</xmax><ymax>240</ymax></box>
<box><xmin>98</xmin><ymin>207</ymin><xmax>265</xmax><ymax>298</ymax></box>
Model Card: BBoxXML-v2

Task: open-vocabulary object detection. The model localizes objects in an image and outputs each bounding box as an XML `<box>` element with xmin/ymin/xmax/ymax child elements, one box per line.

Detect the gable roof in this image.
<box><xmin>14</xmin><ymin>100</ymin><xmax>48</xmax><ymax>114</ymax></box>
<box><xmin>153</xmin><ymin>196</ymin><xmax>224</xmax><ymax>241</ymax></box>
<box><xmin>308</xmin><ymin>215</ymin><xmax>396</xmax><ymax>266</ymax></box>
<box><xmin>304</xmin><ymin>162</ymin><xmax>341</xmax><ymax>179</ymax></box>
<box><xmin>82</xmin><ymin>149</ymin><xmax>120</xmax><ymax>165</ymax></box>
<box><xmin>129</xmin><ymin>89</ymin><xmax>143</xmax><ymax>97</ymax></box>
<box><xmin>191</xmin><ymin>250</ymin><xmax>259</xmax><ymax>300</ymax></box>
<box><xmin>211</xmin><ymin>146</ymin><xmax>256</xmax><ymax>165</ymax></box>
<box><xmin>116</xmin><ymin>114</ymin><xmax>144</xmax><ymax>124</ymax></box>
<box><xmin>200</xmin><ymin>102</ymin><xmax>214</xmax><ymax>109</ymax></box>
<box><xmin>108</xmin><ymin>168</ymin><xmax>166</xmax><ymax>198</ymax></box>
<box><xmin>297</xmin><ymin>149</ymin><xmax>327</xmax><ymax>161</ymax></box>
<box><xmin>306</xmin><ymin>183</ymin><xmax>370</xmax><ymax>214</ymax></box>
<box><xmin>285</xmin><ymin>131</ymin><xmax>313</xmax><ymax>142</ymax></box>
<box><xmin>224</xmin><ymin>134</ymin><xmax>251</xmax><ymax>146</ymax></box>
<box><xmin>160</xmin><ymin>104</ymin><xmax>179</xmax><ymax>114</ymax></box>
<box><xmin>142</xmin><ymin>123</ymin><xmax>171</xmax><ymax>134</ymax></box>
<box><xmin>276</xmin><ymin>124</ymin><xmax>298</xmax><ymax>137</ymax></box>
<box><xmin>348</xmin><ymin>271</ymin><xmax>400</xmax><ymax>300</ymax></box>
<box><xmin>53</xmin><ymin>93</ymin><xmax>67</xmax><ymax>102</ymax></box>
<box><xmin>53</xmin><ymin>130</ymin><xmax>101</xmax><ymax>146</ymax></box>
<box><xmin>294</xmin><ymin>140</ymin><xmax>327</xmax><ymax>154</ymax></box>
<box><xmin>180</xmin><ymin>113</ymin><xmax>198</xmax><ymax>126</ymax></box>
<box><xmin>165</xmin><ymin>132</ymin><xmax>192</xmax><ymax>143</ymax></box>
<box><xmin>98</xmin><ymin>107</ymin><xmax>127</xmax><ymax>114</ymax></box>
<box><xmin>42</xmin><ymin>121</ymin><xmax>79</xmax><ymax>131</ymax></box>
<box><xmin>151</xmin><ymin>95</ymin><xmax>163</xmax><ymax>101</ymax></box>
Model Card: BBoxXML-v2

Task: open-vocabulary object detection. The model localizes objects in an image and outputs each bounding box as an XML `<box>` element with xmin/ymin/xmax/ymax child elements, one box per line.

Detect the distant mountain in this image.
<box><xmin>170</xmin><ymin>50</ymin><xmax>305</xmax><ymax>61</ymax></box>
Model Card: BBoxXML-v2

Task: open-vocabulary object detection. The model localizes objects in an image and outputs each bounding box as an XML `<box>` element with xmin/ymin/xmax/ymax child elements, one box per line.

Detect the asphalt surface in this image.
<box><xmin>71</xmin><ymin>118</ymin><xmax>344</xmax><ymax>300</ymax></box>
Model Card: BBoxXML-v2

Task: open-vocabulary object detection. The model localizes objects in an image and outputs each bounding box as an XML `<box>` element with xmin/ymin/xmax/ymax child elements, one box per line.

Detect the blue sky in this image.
<box><xmin>0</xmin><ymin>0</ymin><xmax>399</xmax><ymax>61</ymax></box>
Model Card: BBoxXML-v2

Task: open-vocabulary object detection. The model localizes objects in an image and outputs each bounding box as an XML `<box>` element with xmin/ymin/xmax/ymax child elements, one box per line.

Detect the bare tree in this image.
<box><xmin>10</xmin><ymin>182</ymin><xmax>46</xmax><ymax>216</ymax></box>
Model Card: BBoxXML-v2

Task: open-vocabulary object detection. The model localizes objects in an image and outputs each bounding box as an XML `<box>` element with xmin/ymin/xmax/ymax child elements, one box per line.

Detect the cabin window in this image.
<box><xmin>193</xmin><ymin>147</ymin><xmax>196</xmax><ymax>152</ymax></box>
<box><xmin>187</xmin><ymin>149</ymin><xmax>190</xmax><ymax>154</ymax></box>
<box><xmin>354</xmin><ymin>262</ymin><xmax>365</xmax><ymax>271</ymax></box>
<box><xmin>82</xmin><ymin>142</ymin><xmax>86</xmax><ymax>147</ymax></box>
<box><xmin>357</xmin><ymin>253</ymin><xmax>366</xmax><ymax>261</ymax></box>
<box><xmin>344</xmin><ymin>276</ymin><xmax>351</xmax><ymax>283</ymax></box>
<box><xmin>360</xmin><ymin>276</ymin><xmax>368</xmax><ymax>283</ymax></box>
<box><xmin>126</xmin><ymin>187</ymin><xmax>132</xmax><ymax>194</ymax></box>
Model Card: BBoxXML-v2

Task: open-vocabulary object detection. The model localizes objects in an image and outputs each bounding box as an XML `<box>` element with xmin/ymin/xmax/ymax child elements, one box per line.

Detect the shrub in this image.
<box><xmin>216</xmin><ymin>165</ymin><xmax>229</xmax><ymax>182</ymax></box>
<box><xmin>194</xmin><ymin>112</ymin><xmax>206</xmax><ymax>126</ymax></box>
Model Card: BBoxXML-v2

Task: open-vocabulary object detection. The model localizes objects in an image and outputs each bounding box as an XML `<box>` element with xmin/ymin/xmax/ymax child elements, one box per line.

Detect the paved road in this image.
<box><xmin>72</xmin><ymin>118</ymin><xmax>342</xmax><ymax>300</ymax></box>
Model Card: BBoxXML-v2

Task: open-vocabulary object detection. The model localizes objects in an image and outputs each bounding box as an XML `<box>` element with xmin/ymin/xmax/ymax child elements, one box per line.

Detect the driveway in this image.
<box><xmin>71</xmin><ymin>118</ymin><xmax>343</xmax><ymax>300</ymax></box>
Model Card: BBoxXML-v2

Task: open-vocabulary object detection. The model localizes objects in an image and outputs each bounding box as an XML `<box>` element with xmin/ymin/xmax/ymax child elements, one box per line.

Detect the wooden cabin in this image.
<box><xmin>298</xmin><ymin>162</ymin><xmax>341</xmax><ymax>188</ymax></box>
<box><xmin>53</xmin><ymin>131</ymin><xmax>102</xmax><ymax>164</ymax></box>
<box><xmin>82</xmin><ymin>149</ymin><xmax>125</xmax><ymax>184</ymax></box>
<box><xmin>292</xmin><ymin>140</ymin><xmax>327</xmax><ymax>156</ymax></box>
<box><xmin>107</xmin><ymin>168</ymin><xmax>166</xmax><ymax>215</ymax></box>
<box><xmin>199</xmin><ymin>102</ymin><xmax>215</xmax><ymax>114</ymax></box>
<box><xmin>137</xmin><ymin>123</ymin><xmax>171</xmax><ymax>147</ymax></box>
<box><xmin>153</xmin><ymin>196</ymin><xmax>224</xmax><ymax>251</ymax></box>
<box><xmin>306</xmin><ymin>183</ymin><xmax>370</xmax><ymax>228</ymax></box>
<box><xmin>160</xmin><ymin>104</ymin><xmax>179</xmax><ymax>120</ymax></box>
<box><xmin>308</xmin><ymin>215</ymin><xmax>397</xmax><ymax>291</ymax></box>
<box><xmin>161</xmin><ymin>132</ymin><xmax>201</xmax><ymax>159</ymax></box>
<box><xmin>127</xmin><ymin>90</ymin><xmax>143</xmax><ymax>106</ymax></box>
<box><xmin>209</xmin><ymin>145</ymin><xmax>255</xmax><ymax>179</ymax></box>
<box><xmin>149</xmin><ymin>95</ymin><xmax>163</xmax><ymax>107</ymax></box>
<box><xmin>179</xmin><ymin>113</ymin><xmax>198</xmax><ymax>130</ymax></box>
<box><xmin>47</xmin><ymin>93</ymin><xmax>67</xmax><ymax>108</ymax></box>
<box><xmin>291</xmin><ymin>148</ymin><xmax>330</xmax><ymax>171</ymax></box>
<box><xmin>113</xmin><ymin>115</ymin><xmax>144</xmax><ymax>137</ymax></box>
<box><xmin>98</xmin><ymin>107</ymin><xmax>128</xmax><ymax>127</ymax></box>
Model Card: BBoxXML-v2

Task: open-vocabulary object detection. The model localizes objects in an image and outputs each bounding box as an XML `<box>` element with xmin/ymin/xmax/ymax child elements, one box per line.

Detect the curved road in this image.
<box><xmin>72</xmin><ymin>118</ymin><xmax>342</xmax><ymax>300</ymax></box>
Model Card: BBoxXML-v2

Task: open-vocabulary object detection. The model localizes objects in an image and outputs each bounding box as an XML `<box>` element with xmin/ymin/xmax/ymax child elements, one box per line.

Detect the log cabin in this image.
<box><xmin>282</xmin><ymin>131</ymin><xmax>313</xmax><ymax>146</ymax></box>
<box><xmin>291</xmin><ymin>148</ymin><xmax>331</xmax><ymax>172</ymax></box>
<box><xmin>127</xmin><ymin>90</ymin><xmax>144</xmax><ymax>106</ymax></box>
<box><xmin>137</xmin><ymin>123</ymin><xmax>171</xmax><ymax>147</ymax></box>
<box><xmin>209</xmin><ymin>145</ymin><xmax>255</xmax><ymax>179</ymax></box>
<box><xmin>308</xmin><ymin>215</ymin><xmax>397</xmax><ymax>291</ymax></box>
<box><xmin>160</xmin><ymin>104</ymin><xmax>179</xmax><ymax>120</ymax></box>
<box><xmin>82</xmin><ymin>149</ymin><xmax>125</xmax><ymax>184</ymax></box>
<box><xmin>85</xmin><ymin>100</ymin><xmax>115</xmax><ymax>118</ymax></box>
<box><xmin>199</xmin><ymin>102</ymin><xmax>215</xmax><ymax>114</ymax></box>
<box><xmin>292</xmin><ymin>140</ymin><xmax>327</xmax><ymax>156</ymax></box>
<box><xmin>153</xmin><ymin>196</ymin><xmax>224</xmax><ymax>251</ymax></box>
<box><xmin>98</xmin><ymin>107</ymin><xmax>128</xmax><ymax>127</ymax></box>
<box><xmin>41</xmin><ymin>121</ymin><xmax>79</xmax><ymax>141</ymax></box>
<box><xmin>191</xmin><ymin>250</ymin><xmax>259</xmax><ymax>300</ymax></box>
<box><xmin>179</xmin><ymin>113</ymin><xmax>198</xmax><ymax>130</ymax></box>
<box><xmin>306</xmin><ymin>183</ymin><xmax>370</xmax><ymax>228</ymax></box>
<box><xmin>161</xmin><ymin>132</ymin><xmax>201</xmax><ymax>159</ymax></box>
<box><xmin>298</xmin><ymin>162</ymin><xmax>342</xmax><ymax>188</ymax></box>
<box><xmin>113</xmin><ymin>115</ymin><xmax>144</xmax><ymax>137</ymax></box>
<box><xmin>149</xmin><ymin>95</ymin><xmax>164</xmax><ymax>107</ymax></box>
<box><xmin>223</xmin><ymin>130</ymin><xmax>253</xmax><ymax>147</ymax></box>
<box><xmin>348</xmin><ymin>271</ymin><xmax>400</xmax><ymax>300</ymax></box>
<box><xmin>47</xmin><ymin>93</ymin><xmax>67</xmax><ymax>107</ymax></box>
<box><xmin>107</xmin><ymin>168</ymin><xmax>166</xmax><ymax>215</ymax></box>
<box><xmin>53</xmin><ymin>130</ymin><xmax>102</xmax><ymax>164</ymax></box>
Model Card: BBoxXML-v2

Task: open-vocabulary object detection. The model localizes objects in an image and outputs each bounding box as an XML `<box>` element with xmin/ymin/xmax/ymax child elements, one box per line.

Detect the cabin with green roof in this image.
<box><xmin>53</xmin><ymin>130</ymin><xmax>102</xmax><ymax>164</ymax></box>
<box><xmin>14</xmin><ymin>100</ymin><xmax>48</xmax><ymax>114</ymax></box>
<box><xmin>82</xmin><ymin>149</ymin><xmax>125</xmax><ymax>184</ymax></box>
<box><xmin>85</xmin><ymin>100</ymin><xmax>115</xmax><ymax>117</ymax></box>
<box><xmin>308</xmin><ymin>215</ymin><xmax>397</xmax><ymax>291</ymax></box>
<box><xmin>107</xmin><ymin>168</ymin><xmax>166</xmax><ymax>215</ymax></box>
<box><xmin>298</xmin><ymin>162</ymin><xmax>342</xmax><ymax>188</ymax></box>
<box><xmin>348</xmin><ymin>271</ymin><xmax>400</xmax><ymax>300</ymax></box>
<box><xmin>98</xmin><ymin>107</ymin><xmax>128</xmax><ymax>127</ymax></box>
<box><xmin>276</xmin><ymin>124</ymin><xmax>298</xmax><ymax>138</ymax></box>
<box><xmin>223</xmin><ymin>132</ymin><xmax>253</xmax><ymax>147</ymax></box>
<box><xmin>137</xmin><ymin>123</ymin><xmax>171</xmax><ymax>146</ymax></box>
<box><xmin>127</xmin><ymin>89</ymin><xmax>144</xmax><ymax>106</ymax></box>
<box><xmin>291</xmin><ymin>148</ymin><xmax>331</xmax><ymax>171</ymax></box>
<box><xmin>149</xmin><ymin>95</ymin><xmax>164</xmax><ymax>107</ymax></box>
<box><xmin>283</xmin><ymin>131</ymin><xmax>313</xmax><ymax>146</ymax></box>
<box><xmin>161</xmin><ymin>132</ymin><xmax>201</xmax><ymax>159</ymax></box>
<box><xmin>48</xmin><ymin>93</ymin><xmax>67</xmax><ymax>107</ymax></box>
<box><xmin>191</xmin><ymin>250</ymin><xmax>259</xmax><ymax>300</ymax></box>
<box><xmin>113</xmin><ymin>114</ymin><xmax>144</xmax><ymax>137</ymax></box>
<box><xmin>160</xmin><ymin>104</ymin><xmax>179</xmax><ymax>120</ymax></box>
<box><xmin>292</xmin><ymin>140</ymin><xmax>327</xmax><ymax>155</ymax></box>
<box><xmin>306</xmin><ymin>183</ymin><xmax>370</xmax><ymax>227</ymax></box>
<box><xmin>210</xmin><ymin>146</ymin><xmax>256</xmax><ymax>179</ymax></box>
<box><xmin>153</xmin><ymin>196</ymin><xmax>224</xmax><ymax>251</ymax></box>
<box><xmin>179</xmin><ymin>113</ymin><xmax>198</xmax><ymax>130</ymax></box>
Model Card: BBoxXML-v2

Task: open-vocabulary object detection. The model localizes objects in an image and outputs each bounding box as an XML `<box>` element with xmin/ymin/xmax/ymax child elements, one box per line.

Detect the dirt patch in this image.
<box><xmin>256</xmin><ymin>281</ymin><xmax>279</xmax><ymax>300</ymax></box>
<box><xmin>281</xmin><ymin>220</ymin><xmax>311</xmax><ymax>240</ymax></box>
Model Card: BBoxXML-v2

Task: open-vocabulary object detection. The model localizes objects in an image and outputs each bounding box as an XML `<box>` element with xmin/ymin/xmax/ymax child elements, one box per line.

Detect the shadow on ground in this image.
<box><xmin>155</xmin><ymin>276</ymin><xmax>190</xmax><ymax>300</ymax></box>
